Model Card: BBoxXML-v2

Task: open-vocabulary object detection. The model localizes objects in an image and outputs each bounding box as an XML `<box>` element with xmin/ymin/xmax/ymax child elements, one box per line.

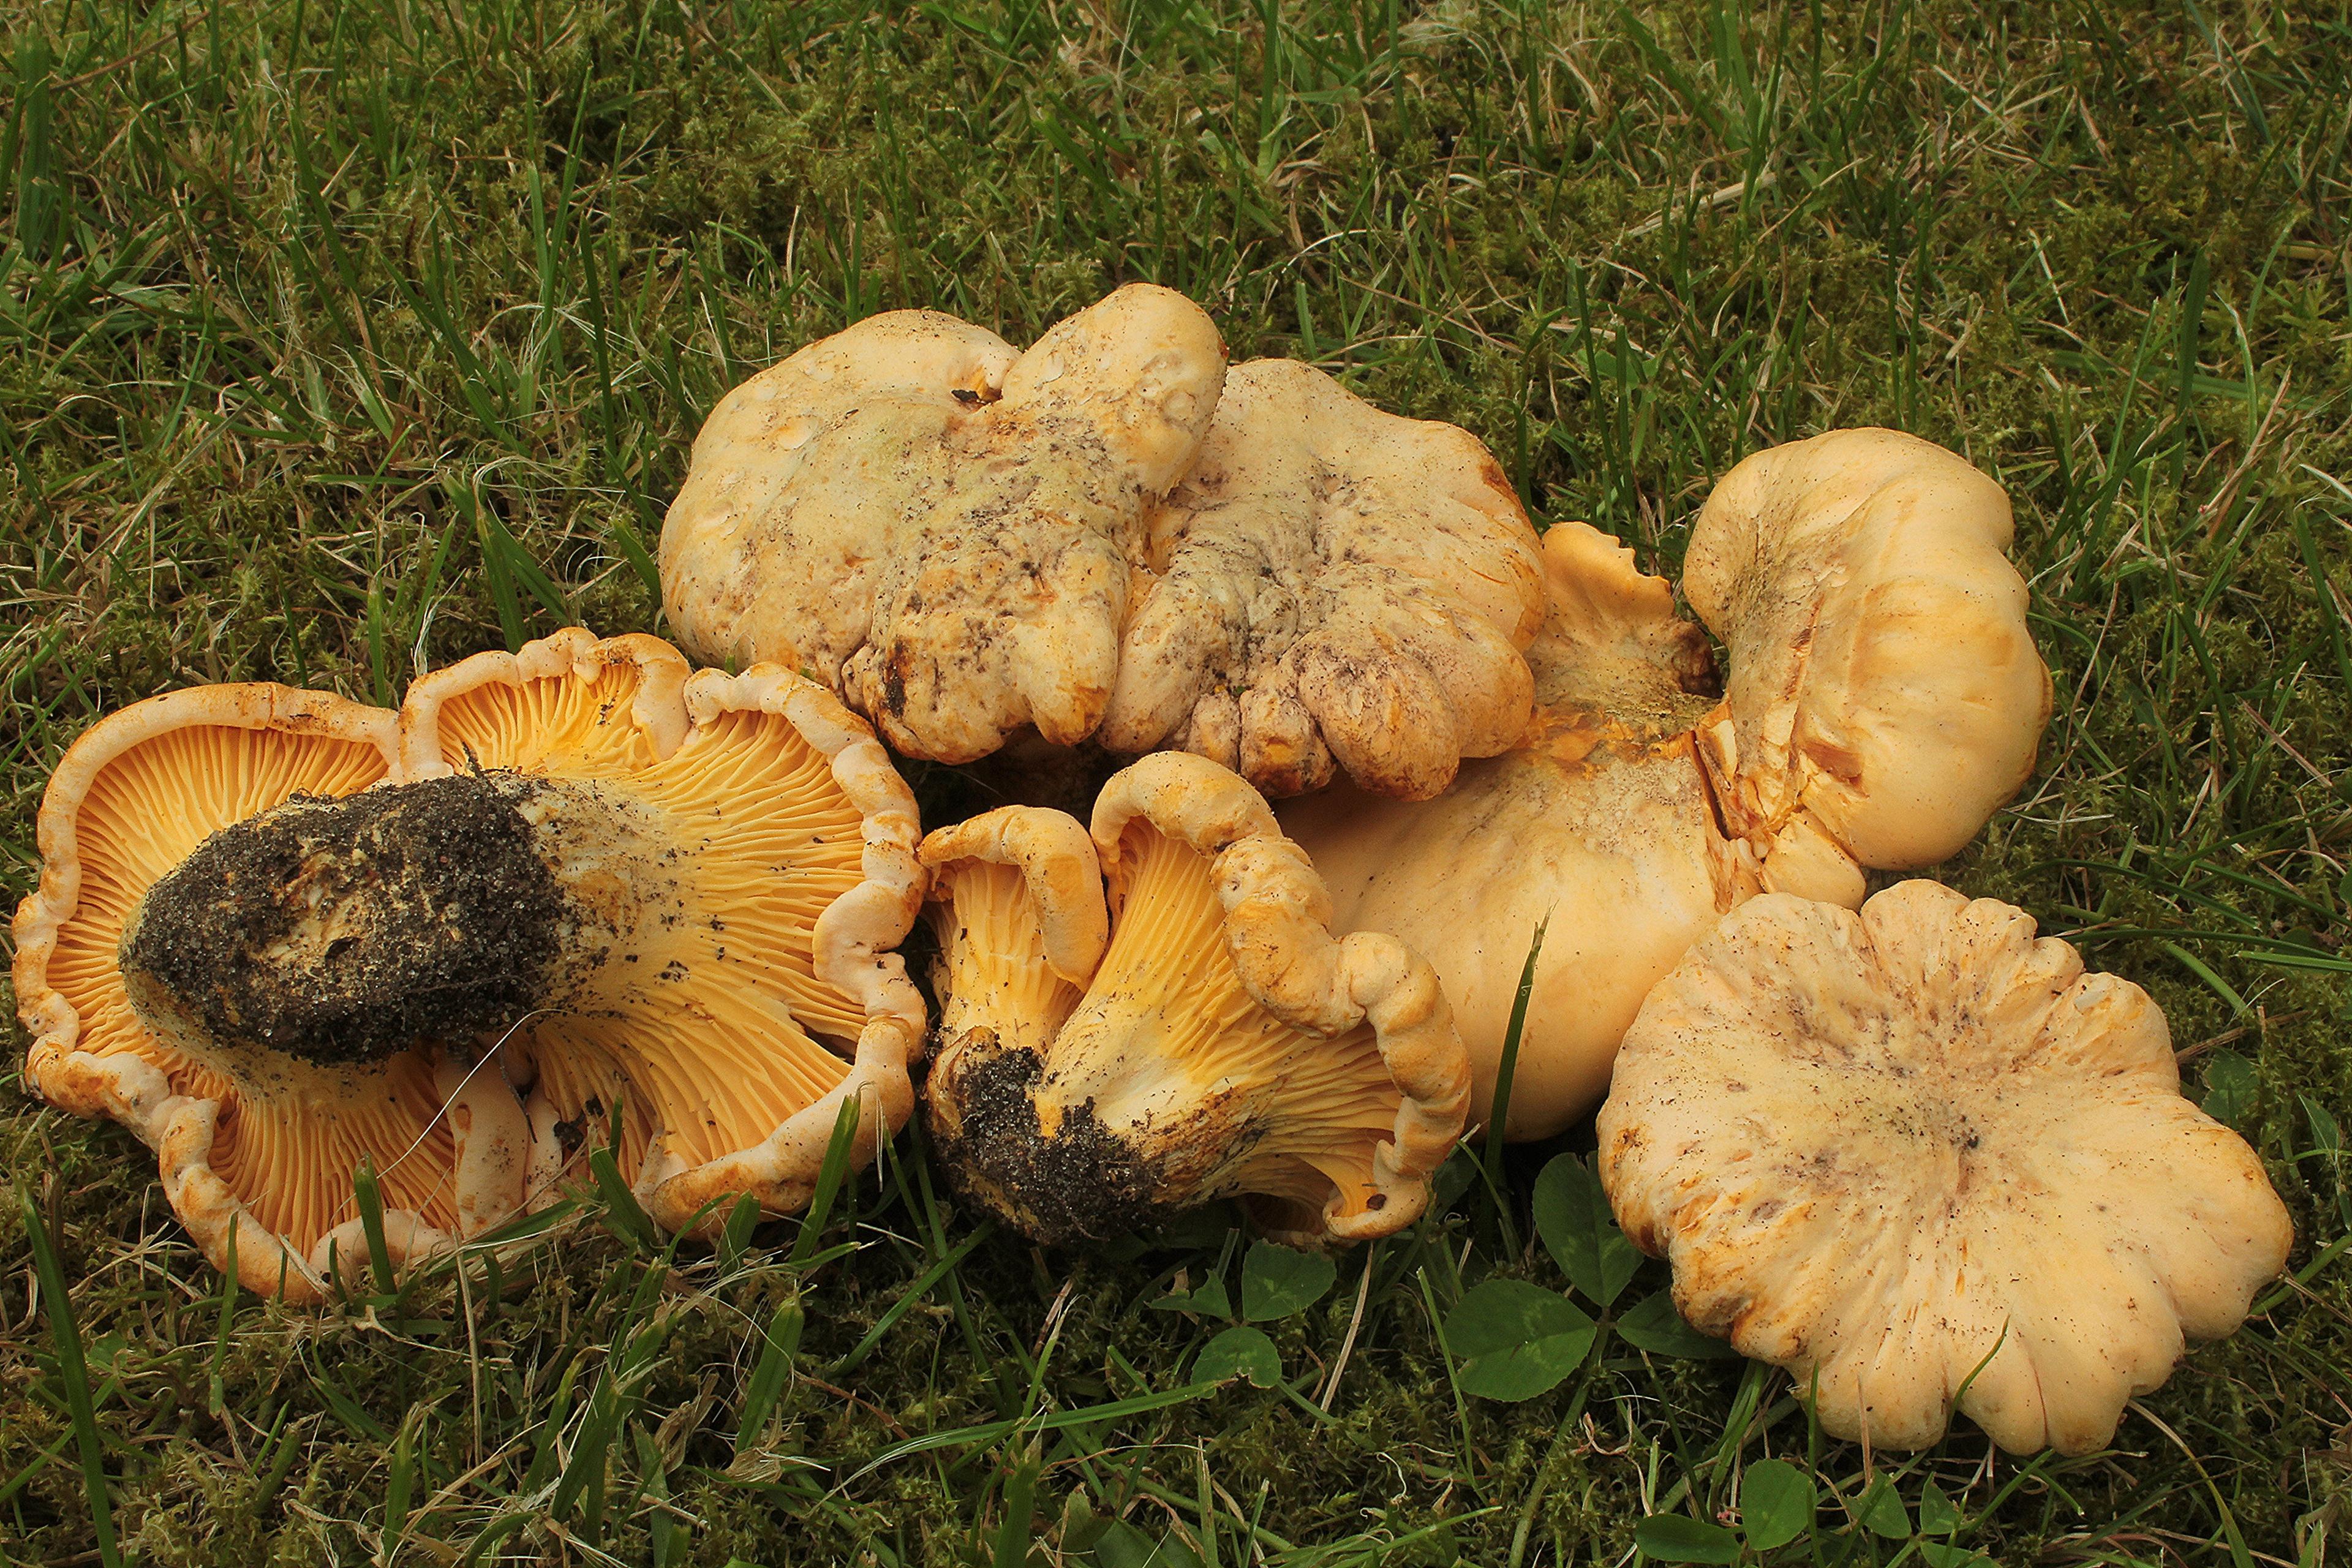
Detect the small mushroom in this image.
<box><xmin>1598</xmin><ymin>882</ymin><xmax>2294</xmax><ymax>1455</ymax></box>
<box><xmin>1100</xmin><ymin>357</ymin><xmax>1546</xmax><ymax>800</ymax></box>
<box><xmin>661</xmin><ymin>285</ymin><xmax>1228</xmax><ymax>763</ymax></box>
<box><xmin>12</xmin><ymin>629</ymin><xmax>926</xmax><ymax>1299</ymax></box>
<box><xmin>921</xmin><ymin>752</ymin><xmax>1469</xmax><ymax>1245</ymax></box>
<box><xmin>1283</xmin><ymin>429</ymin><xmax>2051</xmax><ymax>1138</ymax></box>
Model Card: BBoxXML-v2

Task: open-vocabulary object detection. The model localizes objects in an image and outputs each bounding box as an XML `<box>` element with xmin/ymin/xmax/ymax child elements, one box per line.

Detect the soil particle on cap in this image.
<box><xmin>121</xmin><ymin>771</ymin><xmax>571</xmax><ymax>1068</ymax></box>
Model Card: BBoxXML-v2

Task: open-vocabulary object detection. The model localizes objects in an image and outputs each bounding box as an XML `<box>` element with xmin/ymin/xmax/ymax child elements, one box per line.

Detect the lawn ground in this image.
<box><xmin>2</xmin><ymin>0</ymin><xmax>2350</xmax><ymax>1563</ymax></box>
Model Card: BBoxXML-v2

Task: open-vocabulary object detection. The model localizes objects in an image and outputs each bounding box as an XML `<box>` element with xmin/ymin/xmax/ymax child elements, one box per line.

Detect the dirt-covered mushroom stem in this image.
<box><xmin>119</xmin><ymin>772</ymin><xmax>662</xmax><ymax>1069</ymax></box>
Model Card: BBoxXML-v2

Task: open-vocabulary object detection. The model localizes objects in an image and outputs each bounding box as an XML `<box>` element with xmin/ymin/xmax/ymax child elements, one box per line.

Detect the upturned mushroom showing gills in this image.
<box><xmin>660</xmin><ymin>284</ymin><xmax>1229</xmax><ymax>764</ymax></box>
<box><xmin>1282</xmin><ymin>429</ymin><xmax>2052</xmax><ymax>1139</ymax></box>
<box><xmin>921</xmin><ymin>752</ymin><xmax>1470</xmax><ymax>1246</ymax></box>
<box><xmin>13</xmin><ymin>628</ymin><xmax>927</xmax><ymax>1300</ymax></box>
<box><xmin>1597</xmin><ymin>882</ymin><xmax>2293</xmax><ymax>1455</ymax></box>
<box><xmin>1099</xmin><ymin>357</ymin><xmax>1546</xmax><ymax>801</ymax></box>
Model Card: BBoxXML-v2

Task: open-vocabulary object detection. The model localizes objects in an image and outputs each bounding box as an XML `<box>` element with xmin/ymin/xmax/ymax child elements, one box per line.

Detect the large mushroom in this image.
<box><xmin>662</xmin><ymin>296</ymin><xmax>1550</xmax><ymax>802</ymax></box>
<box><xmin>1282</xmin><ymin>429</ymin><xmax>2052</xmax><ymax>1138</ymax></box>
<box><xmin>12</xmin><ymin>629</ymin><xmax>927</xmax><ymax>1299</ymax></box>
<box><xmin>921</xmin><ymin>752</ymin><xmax>1469</xmax><ymax>1245</ymax></box>
<box><xmin>1597</xmin><ymin>881</ymin><xmax>2294</xmax><ymax>1455</ymax></box>
<box><xmin>12</xmin><ymin>685</ymin><xmax>495</xmax><ymax>1300</ymax></box>
<box><xmin>1099</xmin><ymin>357</ymin><xmax>1547</xmax><ymax>801</ymax></box>
<box><xmin>660</xmin><ymin>284</ymin><xmax>1228</xmax><ymax>763</ymax></box>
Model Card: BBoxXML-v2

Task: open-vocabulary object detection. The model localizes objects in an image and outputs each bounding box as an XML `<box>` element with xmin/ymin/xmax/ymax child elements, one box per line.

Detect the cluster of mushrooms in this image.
<box><xmin>15</xmin><ymin>286</ymin><xmax>2291</xmax><ymax>1458</ymax></box>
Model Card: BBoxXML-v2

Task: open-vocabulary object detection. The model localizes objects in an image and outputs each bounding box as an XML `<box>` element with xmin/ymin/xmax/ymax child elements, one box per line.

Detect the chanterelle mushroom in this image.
<box><xmin>921</xmin><ymin>752</ymin><xmax>1469</xmax><ymax>1245</ymax></box>
<box><xmin>1099</xmin><ymin>357</ymin><xmax>1546</xmax><ymax>800</ymax></box>
<box><xmin>1284</xmin><ymin>429</ymin><xmax>2051</xmax><ymax>1139</ymax></box>
<box><xmin>398</xmin><ymin>631</ymin><xmax>927</xmax><ymax>1234</ymax></box>
<box><xmin>1597</xmin><ymin>881</ymin><xmax>2293</xmax><ymax>1455</ymax></box>
<box><xmin>664</xmin><ymin>293</ymin><xmax>1551</xmax><ymax>801</ymax></box>
<box><xmin>660</xmin><ymin>284</ymin><xmax>1227</xmax><ymax>763</ymax></box>
<box><xmin>12</xmin><ymin>629</ymin><xmax>925</xmax><ymax>1299</ymax></box>
<box><xmin>12</xmin><ymin>686</ymin><xmax>489</xmax><ymax>1301</ymax></box>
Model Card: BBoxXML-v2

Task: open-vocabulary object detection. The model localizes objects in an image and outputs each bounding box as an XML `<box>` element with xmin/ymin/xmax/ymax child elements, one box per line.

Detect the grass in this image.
<box><xmin>2</xmin><ymin>0</ymin><xmax>2350</xmax><ymax>1561</ymax></box>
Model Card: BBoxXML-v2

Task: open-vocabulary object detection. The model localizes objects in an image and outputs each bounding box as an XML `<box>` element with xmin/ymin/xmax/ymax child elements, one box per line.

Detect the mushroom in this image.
<box><xmin>660</xmin><ymin>284</ymin><xmax>1228</xmax><ymax>763</ymax></box>
<box><xmin>1099</xmin><ymin>357</ymin><xmax>1547</xmax><ymax>800</ymax></box>
<box><xmin>921</xmin><ymin>752</ymin><xmax>1469</xmax><ymax>1245</ymax></box>
<box><xmin>13</xmin><ymin>683</ymin><xmax>519</xmax><ymax>1299</ymax></box>
<box><xmin>1283</xmin><ymin>429</ymin><xmax>2051</xmax><ymax>1138</ymax></box>
<box><xmin>12</xmin><ymin>628</ymin><xmax>927</xmax><ymax>1298</ymax></box>
<box><xmin>398</xmin><ymin>630</ymin><xmax>928</xmax><ymax>1233</ymax></box>
<box><xmin>1597</xmin><ymin>881</ymin><xmax>2294</xmax><ymax>1455</ymax></box>
<box><xmin>663</xmin><ymin>293</ymin><xmax>1552</xmax><ymax>801</ymax></box>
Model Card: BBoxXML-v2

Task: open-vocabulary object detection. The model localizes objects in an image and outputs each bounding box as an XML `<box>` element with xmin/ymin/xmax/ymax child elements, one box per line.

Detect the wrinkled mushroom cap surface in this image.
<box><xmin>1285</xmin><ymin>429</ymin><xmax>2051</xmax><ymax>1139</ymax></box>
<box><xmin>1598</xmin><ymin>882</ymin><xmax>2293</xmax><ymax>1455</ymax></box>
<box><xmin>12</xmin><ymin>628</ymin><xmax>927</xmax><ymax>1299</ymax></box>
<box><xmin>662</xmin><ymin>285</ymin><xmax>1227</xmax><ymax>763</ymax></box>
<box><xmin>921</xmin><ymin>752</ymin><xmax>1469</xmax><ymax>1245</ymax></box>
<box><xmin>1102</xmin><ymin>358</ymin><xmax>1545</xmax><ymax>800</ymax></box>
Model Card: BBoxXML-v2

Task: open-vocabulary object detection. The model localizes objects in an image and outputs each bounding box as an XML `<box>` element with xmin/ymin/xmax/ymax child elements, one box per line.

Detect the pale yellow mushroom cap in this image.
<box><xmin>665</xmin><ymin>294</ymin><xmax>1549</xmax><ymax>801</ymax></box>
<box><xmin>660</xmin><ymin>285</ymin><xmax>1228</xmax><ymax>764</ymax></box>
<box><xmin>920</xmin><ymin>752</ymin><xmax>1470</xmax><ymax>1245</ymax></box>
<box><xmin>1597</xmin><ymin>882</ymin><xmax>2294</xmax><ymax>1455</ymax></box>
<box><xmin>12</xmin><ymin>628</ymin><xmax>929</xmax><ymax>1299</ymax></box>
<box><xmin>1102</xmin><ymin>358</ymin><xmax>1545</xmax><ymax>801</ymax></box>
<box><xmin>1285</xmin><ymin>429</ymin><xmax>2051</xmax><ymax>1139</ymax></box>
<box><xmin>1687</xmin><ymin>427</ymin><xmax>2052</xmax><ymax>886</ymax></box>
<box><xmin>1284</xmin><ymin>522</ymin><xmax>1741</xmax><ymax>1139</ymax></box>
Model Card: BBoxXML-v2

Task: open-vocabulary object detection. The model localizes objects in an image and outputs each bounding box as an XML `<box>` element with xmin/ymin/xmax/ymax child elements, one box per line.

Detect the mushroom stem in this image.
<box><xmin>119</xmin><ymin>770</ymin><xmax>664</xmax><ymax>1071</ymax></box>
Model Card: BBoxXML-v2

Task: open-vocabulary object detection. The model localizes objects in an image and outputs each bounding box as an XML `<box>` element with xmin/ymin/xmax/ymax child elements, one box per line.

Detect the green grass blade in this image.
<box><xmin>733</xmin><ymin>1295</ymin><xmax>805</xmax><ymax>1453</ymax></box>
<box><xmin>352</xmin><ymin>1155</ymin><xmax>399</xmax><ymax>1299</ymax></box>
<box><xmin>17</xmin><ymin>1188</ymin><xmax>120</xmax><ymax>1568</ymax></box>
<box><xmin>789</xmin><ymin>1093</ymin><xmax>865</xmax><ymax>1269</ymax></box>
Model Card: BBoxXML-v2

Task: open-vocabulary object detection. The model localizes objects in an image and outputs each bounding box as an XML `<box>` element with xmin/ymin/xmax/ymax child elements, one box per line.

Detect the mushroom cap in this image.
<box><xmin>12</xmin><ymin>628</ymin><xmax>928</xmax><ymax>1298</ymax></box>
<box><xmin>1283</xmin><ymin>523</ymin><xmax>1748</xmax><ymax>1139</ymax></box>
<box><xmin>1284</xmin><ymin>430</ymin><xmax>2050</xmax><ymax>1138</ymax></box>
<box><xmin>1597</xmin><ymin>882</ymin><xmax>2294</xmax><ymax>1455</ymax></box>
<box><xmin>1100</xmin><ymin>358</ymin><xmax>1545</xmax><ymax>800</ymax></box>
<box><xmin>660</xmin><ymin>285</ymin><xmax>1228</xmax><ymax>763</ymax></box>
<box><xmin>921</xmin><ymin>752</ymin><xmax>1469</xmax><ymax>1245</ymax></box>
<box><xmin>1687</xmin><ymin>427</ymin><xmax>2052</xmax><ymax>884</ymax></box>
